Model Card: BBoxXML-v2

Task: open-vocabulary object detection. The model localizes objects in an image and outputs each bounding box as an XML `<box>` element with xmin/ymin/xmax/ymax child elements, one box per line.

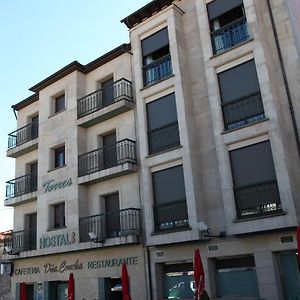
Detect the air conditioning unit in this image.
<box><xmin>0</xmin><ymin>261</ymin><xmax>12</xmax><ymax>275</ymax></box>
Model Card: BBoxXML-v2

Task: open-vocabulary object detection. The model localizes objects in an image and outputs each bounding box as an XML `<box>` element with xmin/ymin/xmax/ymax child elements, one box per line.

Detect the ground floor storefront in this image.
<box><xmin>148</xmin><ymin>230</ymin><xmax>300</xmax><ymax>300</ymax></box>
<box><xmin>10</xmin><ymin>244</ymin><xmax>148</xmax><ymax>300</ymax></box>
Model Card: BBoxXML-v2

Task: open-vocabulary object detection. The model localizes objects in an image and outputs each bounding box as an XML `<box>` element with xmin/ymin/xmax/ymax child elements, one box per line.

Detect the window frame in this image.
<box><xmin>54</xmin><ymin>145</ymin><xmax>66</xmax><ymax>169</ymax></box>
<box><xmin>54</xmin><ymin>93</ymin><xmax>66</xmax><ymax>114</ymax></box>
<box><xmin>53</xmin><ymin>202</ymin><xmax>65</xmax><ymax>229</ymax></box>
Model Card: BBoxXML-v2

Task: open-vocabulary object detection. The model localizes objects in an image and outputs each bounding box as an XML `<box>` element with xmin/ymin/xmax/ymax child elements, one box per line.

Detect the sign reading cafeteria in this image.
<box><xmin>14</xmin><ymin>256</ymin><xmax>138</xmax><ymax>276</ymax></box>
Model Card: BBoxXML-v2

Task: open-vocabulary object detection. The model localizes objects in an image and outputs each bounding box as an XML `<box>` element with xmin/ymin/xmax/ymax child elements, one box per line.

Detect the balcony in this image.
<box><xmin>78</xmin><ymin>139</ymin><xmax>137</xmax><ymax>184</ymax></box>
<box><xmin>235</xmin><ymin>181</ymin><xmax>282</xmax><ymax>219</ymax></box>
<box><xmin>3</xmin><ymin>229</ymin><xmax>37</xmax><ymax>255</ymax></box>
<box><xmin>77</xmin><ymin>78</ymin><xmax>134</xmax><ymax>127</ymax></box>
<box><xmin>148</xmin><ymin>122</ymin><xmax>180</xmax><ymax>155</ymax></box>
<box><xmin>79</xmin><ymin>208</ymin><xmax>141</xmax><ymax>244</ymax></box>
<box><xmin>222</xmin><ymin>92</ymin><xmax>265</xmax><ymax>131</ymax></box>
<box><xmin>5</xmin><ymin>172</ymin><xmax>37</xmax><ymax>206</ymax></box>
<box><xmin>153</xmin><ymin>200</ymin><xmax>189</xmax><ymax>233</ymax></box>
<box><xmin>211</xmin><ymin>17</ymin><xmax>250</xmax><ymax>55</ymax></box>
<box><xmin>143</xmin><ymin>54</ymin><xmax>172</xmax><ymax>87</ymax></box>
<box><xmin>7</xmin><ymin>121</ymin><xmax>39</xmax><ymax>158</ymax></box>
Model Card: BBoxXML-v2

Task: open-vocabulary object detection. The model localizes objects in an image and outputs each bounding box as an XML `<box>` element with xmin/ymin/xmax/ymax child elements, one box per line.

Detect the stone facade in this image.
<box><xmin>3</xmin><ymin>0</ymin><xmax>300</xmax><ymax>299</ymax></box>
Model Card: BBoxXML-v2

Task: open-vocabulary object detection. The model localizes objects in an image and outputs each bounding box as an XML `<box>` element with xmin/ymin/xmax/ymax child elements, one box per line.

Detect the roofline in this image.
<box><xmin>121</xmin><ymin>0</ymin><xmax>175</xmax><ymax>29</ymax></box>
<box><xmin>13</xmin><ymin>43</ymin><xmax>131</xmax><ymax>111</ymax></box>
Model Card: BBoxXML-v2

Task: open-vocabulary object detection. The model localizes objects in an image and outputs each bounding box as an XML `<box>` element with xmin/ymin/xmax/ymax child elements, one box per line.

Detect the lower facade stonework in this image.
<box><xmin>8</xmin><ymin>231</ymin><xmax>300</xmax><ymax>300</ymax></box>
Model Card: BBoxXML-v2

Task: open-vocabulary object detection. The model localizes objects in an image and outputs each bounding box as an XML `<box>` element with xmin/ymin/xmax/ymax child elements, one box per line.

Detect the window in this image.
<box><xmin>54</xmin><ymin>146</ymin><xmax>65</xmax><ymax>168</ymax></box>
<box><xmin>207</xmin><ymin>0</ymin><xmax>250</xmax><ymax>54</ymax></box>
<box><xmin>152</xmin><ymin>165</ymin><xmax>188</xmax><ymax>232</ymax></box>
<box><xmin>230</xmin><ymin>141</ymin><xmax>281</xmax><ymax>219</ymax></box>
<box><xmin>147</xmin><ymin>93</ymin><xmax>180</xmax><ymax>154</ymax></box>
<box><xmin>163</xmin><ymin>264</ymin><xmax>195</xmax><ymax>299</ymax></box>
<box><xmin>215</xmin><ymin>256</ymin><xmax>259</xmax><ymax>297</ymax></box>
<box><xmin>218</xmin><ymin>60</ymin><xmax>265</xmax><ymax>130</ymax></box>
<box><xmin>142</xmin><ymin>27</ymin><xmax>172</xmax><ymax>86</ymax></box>
<box><xmin>53</xmin><ymin>203</ymin><xmax>65</xmax><ymax>228</ymax></box>
<box><xmin>55</xmin><ymin>94</ymin><xmax>65</xmax><ymax>113</ymax></box>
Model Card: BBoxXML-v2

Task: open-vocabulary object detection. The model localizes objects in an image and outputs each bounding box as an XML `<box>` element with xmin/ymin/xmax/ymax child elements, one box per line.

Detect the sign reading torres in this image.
<box><xmin>42</xmin><ymin>178</ymin><xmax>72</xmax><ymax>193</ymax></box>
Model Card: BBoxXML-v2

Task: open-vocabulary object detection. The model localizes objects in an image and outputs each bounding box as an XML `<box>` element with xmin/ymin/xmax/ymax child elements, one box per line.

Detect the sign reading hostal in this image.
<box><xmin>40</xmin><ymin>232</ymin><xmax>76</xmax><ymax>249</ymax></box>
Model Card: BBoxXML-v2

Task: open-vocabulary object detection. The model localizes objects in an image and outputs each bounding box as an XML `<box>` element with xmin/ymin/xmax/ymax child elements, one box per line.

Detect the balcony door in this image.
<box><xmin>29</xmin><ymin>162</ymin><xmax>38</xmax><ymax>192</ymax></box>
<box><xmin>105</xmin><ymin>193</ymin><xmax>120</xmax><ymax>238</ymax></box>
<box><xmin>102</xmin><ymin>78</ymin><xmax>114</xmax><ymax>107</ymax></box>
<box><xmin>25</xmin><ymin>213</ymin><xmax>37</xmax><ymax>251</ymax></box>
<box><xmin>103</xmin><ymin>132</ymin><xmax>117</xmax><ymax>169</ymax></box>
<box><xmin>31</xmin><ymin>115</ymin><xmax>39</xmax><ymax>139</ymax></box>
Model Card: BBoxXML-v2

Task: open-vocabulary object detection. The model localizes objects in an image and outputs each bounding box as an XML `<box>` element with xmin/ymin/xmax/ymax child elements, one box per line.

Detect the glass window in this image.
<box><xmin>53</xmin><ymin>203</ymin><xmax>65</xmax><ymax>229</ymax></box>
<box><xmin>218</xmin><ymin>60</ymin><xmax>265</xmax><ymax>130</ymax></box>
<box><xmin>207</xmin><ymin>0</ymin><xmax>249</xmax><ymax>54</ymax></box>
<box><xmin>55</xmin><ymin>94</ymin><xmax>65</xmax><ymax>113</ymax></box>
<box><xmin>215</xmin><ymin>256</ymin><xmax>260</xmax><ymax>297</ymax></box>
<box><xmin>229</xmin><ymin>141</ymin><xmax>281</xmax><ymax>219</ymax></box>
<box><xmin>152</xmin><ymin>165</ymin><xmax>188</xmax><ymax>232</ymax></box>
<box><xmin>55</xmin><ymin>146</ymin><xmax>65</xmax><ymax>168</ymax></box>
<box><xmin>147</xmin><ymin>93</ymin><xmax>180</xmax><ymax>154</ymax></box>
<box><xmin>163</xmin><ymin>263</ymin><xmax>195</xmax><ymax>300</ymax></box>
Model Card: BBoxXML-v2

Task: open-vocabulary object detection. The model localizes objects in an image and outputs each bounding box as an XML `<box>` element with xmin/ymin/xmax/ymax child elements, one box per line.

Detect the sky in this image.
<box><xmin>0</xmin><ymin>0</ymin><xmax>150</xmax><ymax>232</ymax></box>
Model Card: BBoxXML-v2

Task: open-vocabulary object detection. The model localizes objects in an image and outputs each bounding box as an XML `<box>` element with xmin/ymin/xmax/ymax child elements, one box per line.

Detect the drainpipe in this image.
<box><xmin>11</xmin><ymin>105</ymin><xmax>17</xmax><ymax>120</ymax></box>
<box><xmin>266</xmin><ymin>0</ymin><xmax>300</xmax><ymax>160</ymax></box>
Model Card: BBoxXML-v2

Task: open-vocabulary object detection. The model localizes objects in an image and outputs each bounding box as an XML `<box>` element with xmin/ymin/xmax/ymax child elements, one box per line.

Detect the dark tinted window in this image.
<box><xmin>147</xmin><ymin>93</ymin><xmax>177</xmax><ymax>130</ymax></box>
<box><xmin>54</xmin><ymin>203</ymin><xmax>65</xmax><ymax>228</ymax></box>
<box><xmin>142</xmin><ymin>27</ymin><xmax>169</xmax><ymax>57</ymax></box>
<box><xmin>55</xmin><ymin>146</ymin><xmax>65</xmax><ymax>168</ymax></box>
<box><xmin>153</xmin><ymin>165</ymin><xmax>186</xmax><ymax>205</ymax></box>
<box><xmin>55</xmin><ymin>94</ymin><xmax>65</xmax><ymax>113</ymax></box>
<box><xmin>218</xmin><ymin>60</ymin><xmax>260</xmax><ymax>104</ymax></box>
<box><xmin>207</xmin><ymin>0</ymin><xmax>243</xmax><ymax>20</ymax></box>
<box><xmin>230</xmin><ymin>141</ymin><xmax>277</xmax><ymax>188</ymax></box>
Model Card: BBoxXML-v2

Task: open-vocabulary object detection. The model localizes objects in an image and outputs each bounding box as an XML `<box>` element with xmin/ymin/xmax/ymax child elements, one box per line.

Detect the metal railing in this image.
<box><xmin>78</xmin><ymin>139</ymin><xmax>136</xmax><ymax>177</ymax></box>
<box><xmin>148</xmin><ymin>122</ymin><xmax>180</xmax><ymax>154</ymax></box>
<box><xmin>153</xmin><ymin>199</ymin><xmax>189</xmax><ymax>232</ymax></box>
<box><xmin>3</xmin><ymin>229</ymin><xmax>37</xmax><ymax>254</ymax></box>
<box><xmin>211</xmin><ymin>16</ymin><xmax>250</xmax><ymax>54</ymax></box>
<box><xmin>6</xmin><ymin>172</ymin><xmax>38</xmax><ymax>199</ymax></box>
<box><xmin>79</xmin><ymin>208</ymin><xmax>141</xmax><ymax>242</ymax></box>
<box><xmin>222</xmin><ymin>92</ymin><xmax>265</xmax><ymax>131</ymax></box>
<box><xmin>8</xmin><ymin>120</ymin><xmax>39</xmax><ymax>149</ymax></box>
<box><xmin>235</xmin><ymin>180</ymin><xmax>282</xmax><ymax>219</ymax></box>
<box><xmin>143</xmin><ymin>54</ymin><xmax>172</xmax><ymax>86</ymax></box>
<box><xmin>77</xmin><ymin>78</ymin><xmax>133</xmax><ymax>119</ymax></box>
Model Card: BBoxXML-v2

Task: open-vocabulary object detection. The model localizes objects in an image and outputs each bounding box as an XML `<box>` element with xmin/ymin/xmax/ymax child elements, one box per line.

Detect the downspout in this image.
<box><xmin>11</xmin><ymin>105</ymin><xmax>17</xmax><ymax>120</ymax></box>
<box><xmin>266</xmin><ymin>0</ymin><xmax>300</xmax><ymax>160</ymax></box>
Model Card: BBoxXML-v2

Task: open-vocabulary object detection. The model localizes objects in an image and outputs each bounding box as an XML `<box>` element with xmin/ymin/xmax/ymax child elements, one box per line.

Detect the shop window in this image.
<box><xmin>55</xmin><ymin>94</ymin><xmax>65</xmax><ymax>113</ymax></box>
<box><xmin>53</xmin><ymin>202</ymin><xmax>65</xmax><ymax>229</ymax></box>
<box><xmin>152</xmin><ymin>165</ymin><xmax>189</xmax><ymax>232</ymax></box>
<box><xmin>230</xmin><ymin>141</ymin><xmax>281</xmax><ymax>219</ymax></box>
<box><xmin>98</xmin><ymin>277</ymin><xmax>122</xmax><ymax>300</ymax></box>
<box><xmin>163</xmin><ymin>263</ymin><xmax>195</xmax><ymax>299</ymax></box>
<box><xmin>54</xmin><ymin>146</ymin><xmax>65</xmax><ymax>168</ymax></box>
<box><xmin>147</xmin><ymin>93</ymin><xmax>180</xmax><ymax>155</ymax></box>
<box><xmin>142</xmin><ymin>27</ymin><xmax>172</xmax><ymax>86</ymax></box>
<box><xmin>48</xmin><ymin>281</ymin><xmax>68</xmax><ymax>299</ymax></box>
<box><xmin>215</xmin><ymin>256</ymin><xmax>259</xmax><ymax>297</ymax></box>
<box><xmin>218</xmin><ymin>60</ymin><xmax>265</xmax><ymax>130</ymax></box>
<box><xmin>207</xmin><ymin>0</ymin><xmax>250</xmax><ymax>54</ymax></box>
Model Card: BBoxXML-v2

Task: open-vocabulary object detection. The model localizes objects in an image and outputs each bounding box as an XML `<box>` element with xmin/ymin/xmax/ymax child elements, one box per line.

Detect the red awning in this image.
<box><xmin>297</xmin><ymin>227</ymin><xmax>300</xmax><ymax>271</ymax></box>
<box><xmin>194</xmin><ymin>249</ymin><xmax>205</xmax><ymax>300</ymax></box>
<box><xmin>20</xmin><ymin>282</ymin><xmax>27</xmax><ymax>300</ymax></box>
<box><xmin>68</xmin><ymin>273</ymin><xmax>75</xmax><ymax>300</ymax></box>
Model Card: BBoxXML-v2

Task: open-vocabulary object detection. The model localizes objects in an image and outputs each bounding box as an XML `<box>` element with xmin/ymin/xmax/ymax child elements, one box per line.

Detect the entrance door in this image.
<box><xmin>26</xmin><ymin>284</ymin><xmax>34</xmax><ymax>300</ymax></box>
<box><xmin>278</xmin><ymin>251</ymin><xmax>300</xmax><ymax>299</ymax></box>
<box><xmin>57</xmin><ymin>282</ymin><xmax>68</xmax><ymax>300</ymax></box>
<box><xmin>103</xmin><ymin>132</ymin><xmax>117</xmax><ymax>169</ymax></box>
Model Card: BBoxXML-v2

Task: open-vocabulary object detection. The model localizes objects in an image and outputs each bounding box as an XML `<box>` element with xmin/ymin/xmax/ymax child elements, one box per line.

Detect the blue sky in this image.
<box><xmin>0</xmin><ymin>0</ymin><xmax>149</xmax><ymax>232</ymax></box>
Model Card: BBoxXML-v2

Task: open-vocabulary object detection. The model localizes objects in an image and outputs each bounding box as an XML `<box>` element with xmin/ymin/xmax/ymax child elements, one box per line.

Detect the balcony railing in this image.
<box><xmin>143</xmin><ymin>54</ymin><xmax>172</xmax><ymax>86</ymax></box>
<box><xmin>211</xmin><ymin>16</ymin><xmax>250</xmax><ymax>54</ymax></box>
<box><xmin>79</xmin><ymin>208</ymin><xmax>141</xmax><ymax>242</ymax></box>
<box><xmin>222</xmin><ymin>92</ymin><xmax>265</xmax><ymax>131</ymax></box>
<box><xmin>78</xmin><ymin>139</ymin><xmax>136</xmax><ymax>177</ymax></box>
<box><xmin>6</xmin><ymin>172</ymin><xmax>38</xmax><ymax>199</ymax></box>
<box><xmin>3</xmin><ymin>229</ymin><xmax>37</xmax><ymax>254</ymax></box>
<box><xmin>153</xmin><ymin>199</ymin><xmax>189</xmax><ymax>232</ymax></box>
<box><xmin>148</xmin><ymin>122</ymin><xmax>180</xmax><ymax>155</ymax></box>
<box><xmin>235</xmin><ymin>180</ymin><xmax>282</xmax><ymax>219</ymax></box>
<box><xmin>8</xmin><ymin>120</ymin><xmax>39</xmax><ymax>149</ymax></box>
<box><xmin>77</xmin><ymin>78</ymin><xmax>133</xmax><ymax>119</ymax></box>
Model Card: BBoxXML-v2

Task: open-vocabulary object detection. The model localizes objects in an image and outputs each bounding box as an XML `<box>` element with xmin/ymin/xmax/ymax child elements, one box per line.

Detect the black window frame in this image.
<box><xmin>146</xmin><ymin>93</ymin><xmax>180</xmax><ymax>155</ymax></box>
<box><xmin>53</xmin><ymin>202</ymin><xmax>65</xmax><ymax>229</ymax></box>
<box><xmin>55</xmin><ymin>94</ymin><xmax>65</xmax><ymax>113</ymax></box>
<box><xmin>54</xmin><ymin>146</ymin><xmax>65</xmax><ymax>168</ymax></box>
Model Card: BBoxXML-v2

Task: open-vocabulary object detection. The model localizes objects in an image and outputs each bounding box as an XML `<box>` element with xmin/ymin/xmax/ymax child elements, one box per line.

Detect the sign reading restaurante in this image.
<box><xmin>14</xmin><ymin>256</ymin><xmax>138</xmax><ymax>276</ymax></box>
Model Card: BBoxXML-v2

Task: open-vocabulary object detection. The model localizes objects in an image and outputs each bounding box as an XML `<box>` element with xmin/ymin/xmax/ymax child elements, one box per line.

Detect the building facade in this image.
<box><xmin>3</xmin><ymin>0</ymin><xmax>300</xmax><ymax>299</ymax></box>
